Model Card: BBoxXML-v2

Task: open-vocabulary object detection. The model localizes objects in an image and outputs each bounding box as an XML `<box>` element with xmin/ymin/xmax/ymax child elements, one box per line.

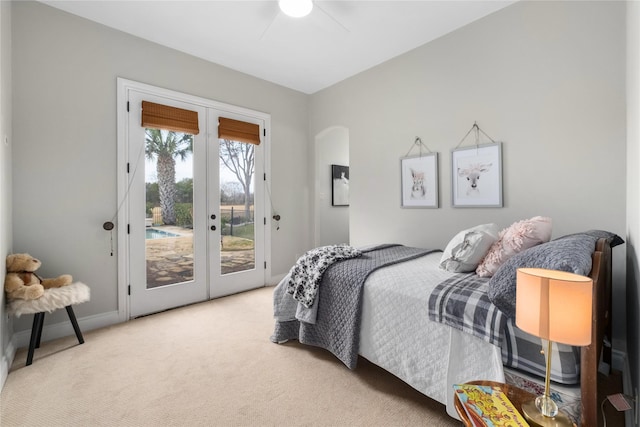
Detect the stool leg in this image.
<box><xmin>27</xmin><ymin>312</ymin><xmax>45</xmax><ymax>366</ymax></box>
<box><xmin>35</xmin><ymin>312</ymin><xmax>45</xmax><ymax>348</ymax></box>
<box><xmin>65</xmin><ymin>306</ymin><xmax>84</xmax><ymax>345</ymax></box>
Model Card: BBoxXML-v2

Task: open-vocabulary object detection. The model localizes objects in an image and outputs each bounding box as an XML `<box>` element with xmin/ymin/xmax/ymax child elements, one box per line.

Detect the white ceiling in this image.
<box><xmin>41</xmin><ymin>0</ymin><xmax>516</xmax><ymax>94</ymax></box>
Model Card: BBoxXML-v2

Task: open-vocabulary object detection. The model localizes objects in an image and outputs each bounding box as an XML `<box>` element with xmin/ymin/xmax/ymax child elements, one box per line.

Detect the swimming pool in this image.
<box><xmin>145</xmin><ymin>229</ymin><xmax>180</xmax><ymax>239</ymax></box>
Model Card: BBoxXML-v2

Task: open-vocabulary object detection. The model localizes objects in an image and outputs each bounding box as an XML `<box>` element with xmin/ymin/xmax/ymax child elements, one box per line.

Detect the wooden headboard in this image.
<box><xmin>581</xmin><ymin>237</ymin><xmax>613</xmax><ymax>427</ymax></box>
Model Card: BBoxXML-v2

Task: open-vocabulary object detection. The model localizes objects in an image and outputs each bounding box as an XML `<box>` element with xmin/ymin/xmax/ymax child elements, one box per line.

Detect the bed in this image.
<box><xmin>271</xmin><ymin>222</ymin><xmax>622</xmax><ymax>427</ymax></box>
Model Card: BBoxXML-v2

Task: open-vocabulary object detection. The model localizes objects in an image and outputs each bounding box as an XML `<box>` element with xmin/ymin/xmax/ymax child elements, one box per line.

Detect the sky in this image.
<box><xmin>145</xmin><ymin>154</ymin><xmax>238</xmax><ymax>185</ymax></box>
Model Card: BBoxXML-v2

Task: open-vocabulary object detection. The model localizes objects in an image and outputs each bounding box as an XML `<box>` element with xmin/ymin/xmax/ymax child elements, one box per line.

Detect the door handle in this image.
<box><xmin>210</xmin><ymin>225</ymin><xmax>216</xmax><ymax>231</ymax></box>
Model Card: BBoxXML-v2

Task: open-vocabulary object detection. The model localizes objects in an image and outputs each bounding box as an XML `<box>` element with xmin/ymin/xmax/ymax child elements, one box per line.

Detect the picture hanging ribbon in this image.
<box><xmin>454</xmin><ymin>122</ymin><xmax>496</xmax><ymax>149</ymax></box>
<box><xmin>404</xmin><ymin>136</ymin><xmax>433</xmax><ymax>158</ymax></box>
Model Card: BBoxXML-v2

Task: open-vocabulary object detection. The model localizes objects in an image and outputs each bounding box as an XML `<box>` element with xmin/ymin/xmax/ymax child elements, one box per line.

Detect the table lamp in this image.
<box><xmin>516</xmin><ymin>268</ymin><xmax>593</xmax><ymax>427</ymax></box>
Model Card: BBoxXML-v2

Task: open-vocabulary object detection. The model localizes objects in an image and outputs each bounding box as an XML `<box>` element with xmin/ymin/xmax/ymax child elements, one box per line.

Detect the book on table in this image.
<box><xmin>453</xmin><ymin>383</ymin><xmax>530</xmax><ymax>427</ymax></box>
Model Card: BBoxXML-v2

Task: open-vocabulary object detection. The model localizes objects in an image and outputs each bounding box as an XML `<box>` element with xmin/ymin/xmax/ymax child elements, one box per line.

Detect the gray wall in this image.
<box><xmin>2</xmin><ymin>0</ymin><xmax>637</xmax><ymax>404</ymax></box>
<box><xmin>626</xmin><ymin>0</ymin><xmax>640</xmax><ymax>419</ymax></box>
<box><xmin>309</xmin><ymin>1</ymin><xmax>628</xmax><ymax>346</ymax></box>
<box><xmin>8</xmin><ymin>1</ymin><xmax>311</xmax><ymax>333</ymax></box>
<box><xmin>0</xmin><ymin>0</ymin><xmax>13</xmax><ymax>387</ymax></box>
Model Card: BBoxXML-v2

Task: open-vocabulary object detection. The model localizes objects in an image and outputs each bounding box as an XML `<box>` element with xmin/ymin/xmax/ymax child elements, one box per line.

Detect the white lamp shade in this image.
<box><xmin>279</xmin><ymin>0</ymin><xmax>313</xmax><ymax>18</ymax></box>
<box><xmin>516</xmin><ymin>268</ymin><xmax>593</xmax><ymax>346</ymax></box>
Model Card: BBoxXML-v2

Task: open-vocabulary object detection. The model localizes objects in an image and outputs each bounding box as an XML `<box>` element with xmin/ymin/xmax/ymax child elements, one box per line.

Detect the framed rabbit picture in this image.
<box><xmin>400</xmin><ymin>153</ymin><xmax>438</xmax><ymax>208</ymax></box>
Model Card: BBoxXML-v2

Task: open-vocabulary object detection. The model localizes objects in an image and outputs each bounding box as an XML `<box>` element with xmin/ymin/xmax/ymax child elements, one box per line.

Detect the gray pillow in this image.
<box><xmin>487</xmin><ymin>230</ymin><xmax>623</xmax><ymax>318</ymax></box>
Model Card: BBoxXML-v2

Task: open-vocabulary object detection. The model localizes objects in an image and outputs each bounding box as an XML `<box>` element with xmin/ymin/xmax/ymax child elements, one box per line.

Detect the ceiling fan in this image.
<box><xmin>261</xmin><ymin>0</ymin><xmax>350</xmax><ymax>40</ymax></box>
<box><xmin>278</xmin><ymin>0</ymin><xmax>314</xmax><ymax>18</ymax></box>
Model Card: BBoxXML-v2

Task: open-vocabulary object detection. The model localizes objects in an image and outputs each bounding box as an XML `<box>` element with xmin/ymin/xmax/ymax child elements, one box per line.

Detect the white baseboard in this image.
<box><xmin>268</xmin><ymin>273</ymin><xmax>286</xmax><ymax>286</ymax></box>
<box><xmin>8</xmin><ymin>310</ymin><xmax>120</xmax><ymax>359</ymax></box>
<box><xmin>612</xmin><ymin>349</ymin><xmax>636</xmax><ymax>427</ymax></box>
<box><xmin>1</xmin><ymin>310</ymin><xmax>119</xmax><ymax>393</ymax></box>
<box><xmin>0</xmin><ymin>338</ymin><xmax>16</xmax><ymax>390</ymax></box>
<box><xmin>613</xmin><ymin>348</ymin><xmax>625</xmax><ymax>372</ymax></box>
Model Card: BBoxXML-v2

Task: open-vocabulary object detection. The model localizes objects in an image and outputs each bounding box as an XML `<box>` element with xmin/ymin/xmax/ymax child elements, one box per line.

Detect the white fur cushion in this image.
<box><xmin>6</xmin><ymin>282</ymin><xmax>90</xmax><ymax>317</ymax></box>
<box><xmin>439</xmin><ymin>223</ymin><xmax>500</xmax><ymax>273</ymax></box>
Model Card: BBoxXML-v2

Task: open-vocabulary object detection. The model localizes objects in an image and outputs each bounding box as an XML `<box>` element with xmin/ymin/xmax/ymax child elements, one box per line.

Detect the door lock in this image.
<box><xmin>211</xmin><ymin>214</ymin><xmax>216</xmax><ymax>220</ymax></box>
<box><xmin>211</xmin><ymin>225</ymin><xmax>216</xmax><ymax>231</ymax></box>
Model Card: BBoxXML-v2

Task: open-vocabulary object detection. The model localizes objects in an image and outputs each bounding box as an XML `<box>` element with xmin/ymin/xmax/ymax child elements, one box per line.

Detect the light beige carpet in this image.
<box><xmin>1</xmin><ymin>287</ymin><xmax>458</xmax><ymax>426</ymax></box>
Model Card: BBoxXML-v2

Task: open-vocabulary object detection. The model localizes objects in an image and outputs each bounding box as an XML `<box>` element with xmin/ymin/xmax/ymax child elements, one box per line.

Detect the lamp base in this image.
<box><xmin>522</xmin><ymin>400</ymin><xmax>575</xmax><ymax>427</ymax></box>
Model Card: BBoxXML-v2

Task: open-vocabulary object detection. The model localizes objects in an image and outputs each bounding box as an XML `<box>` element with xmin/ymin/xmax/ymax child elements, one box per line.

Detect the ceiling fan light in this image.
<box><xmin>279</xmin><ymin>0</ymin><xmax>313</xmax><ymax>18</ymax></box>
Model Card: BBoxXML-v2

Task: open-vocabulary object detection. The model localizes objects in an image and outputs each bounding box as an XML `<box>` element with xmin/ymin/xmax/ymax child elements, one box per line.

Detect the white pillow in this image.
<box><xmin>440</xmin><ymin>223</ymin><xmax>500</xmax><ymax>273</ymax></box>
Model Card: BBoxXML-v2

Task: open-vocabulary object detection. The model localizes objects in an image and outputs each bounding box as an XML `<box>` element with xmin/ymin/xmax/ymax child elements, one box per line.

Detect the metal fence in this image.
<box><xmin>220</xmin><ymin>207</ymin><xmax>254</xmax><ymax>237</ymax></box>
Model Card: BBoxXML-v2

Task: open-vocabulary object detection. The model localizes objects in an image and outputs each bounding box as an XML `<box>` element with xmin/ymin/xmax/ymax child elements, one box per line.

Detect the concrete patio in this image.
<box><xmin>145</xmin><ymin>226</ymin><xmax>255</xmax><ymax>288</ymax></box>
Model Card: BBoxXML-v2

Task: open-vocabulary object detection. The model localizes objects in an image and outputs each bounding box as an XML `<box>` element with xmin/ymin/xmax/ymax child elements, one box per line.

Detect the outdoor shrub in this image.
<box><xmin>175</xmin><ymin>203</ymin><xmax>193</xmax><ymax>228</ymax></box>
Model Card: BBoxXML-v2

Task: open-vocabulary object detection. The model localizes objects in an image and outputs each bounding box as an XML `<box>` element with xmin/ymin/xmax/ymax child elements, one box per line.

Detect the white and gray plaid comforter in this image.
<box><xmin>427</xmin><ymin>273</ymin><xmax>506</xmax><ymax>346</ymax></box>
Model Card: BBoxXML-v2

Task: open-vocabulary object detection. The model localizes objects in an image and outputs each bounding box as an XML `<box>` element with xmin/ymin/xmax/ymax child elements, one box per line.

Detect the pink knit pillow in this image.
<box><xmin>475</xmin><ymin>216</ymin><xmax>552</xmax><ymax>277</ymax></box>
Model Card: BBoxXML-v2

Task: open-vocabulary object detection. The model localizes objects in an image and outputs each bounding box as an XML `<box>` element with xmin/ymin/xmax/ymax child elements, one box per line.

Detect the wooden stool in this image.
<box><xmin>6</xmin><ymin>282</ymin><xmax>90</xmax><ymax>365</ymax></box>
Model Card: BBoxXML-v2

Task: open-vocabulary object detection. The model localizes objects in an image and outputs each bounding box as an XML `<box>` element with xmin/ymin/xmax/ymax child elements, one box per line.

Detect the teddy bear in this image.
<box><xmin>4</xmin><ymin>253</ymin><xmax>73</xmax><ymax>300</ymax></box>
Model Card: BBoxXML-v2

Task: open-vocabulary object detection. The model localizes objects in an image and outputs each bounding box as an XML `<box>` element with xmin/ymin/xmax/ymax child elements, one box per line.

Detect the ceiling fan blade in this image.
<box><xmin>261</xmin><ymin>1</ymin><xmax>350</xmax><ymax>41</ymax></box>
<box><xmin>314</xmin><ymin>2</ymin><xmax>350</xmax><ymax>33</ymax></box>
<box><xmin>259</xmin><ymin>7</ymin><xmax>281</xmax><ymax>40</ymax></box>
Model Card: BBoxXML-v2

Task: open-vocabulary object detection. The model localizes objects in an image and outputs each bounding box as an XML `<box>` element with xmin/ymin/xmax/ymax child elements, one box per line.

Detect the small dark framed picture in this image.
<box><xmin>331</xmin><ymin>164</ymin><xmax>349</xmax><ymax>206</ymax></box>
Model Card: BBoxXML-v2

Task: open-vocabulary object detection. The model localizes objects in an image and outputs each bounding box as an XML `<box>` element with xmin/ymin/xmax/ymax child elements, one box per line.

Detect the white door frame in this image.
<box><xmin>116</xmin><ymin>78</ymin><xmax>271</xmax><ymax>320</ymax></box>
<box><xmin>208</xmin><ymin>109</ymin><xmax>266</xmax><ymax>298</ymax></box>
<box><xmin>126</xmin><ymin>91</ymin><xmax>208</xmax><ymax>317</ymax></box>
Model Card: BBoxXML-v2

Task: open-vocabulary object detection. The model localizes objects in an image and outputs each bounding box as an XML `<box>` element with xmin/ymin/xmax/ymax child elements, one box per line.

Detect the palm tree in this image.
<box><xmin>145</xmin><ymin>128</ymin><xmax>193</xmax><ymax>225</ymax></box>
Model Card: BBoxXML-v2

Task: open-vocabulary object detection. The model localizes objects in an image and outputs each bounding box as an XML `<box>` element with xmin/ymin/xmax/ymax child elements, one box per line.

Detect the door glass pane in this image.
<box><xmin>219</xmin><ymin>139</ymin><xmax>256</xmax><ymax>275</ymax></box>
<box><xmin>145</xmin><ymin>128</ymin><xmax>194</xmax><ymax>288</ymax></box>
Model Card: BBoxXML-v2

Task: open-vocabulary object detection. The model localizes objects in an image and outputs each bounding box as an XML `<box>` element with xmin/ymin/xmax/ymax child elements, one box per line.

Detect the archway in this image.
<box><xmin>314</xmin><ymin>126</ymin><xmax>349</xmax><ymax>247</ymax></box>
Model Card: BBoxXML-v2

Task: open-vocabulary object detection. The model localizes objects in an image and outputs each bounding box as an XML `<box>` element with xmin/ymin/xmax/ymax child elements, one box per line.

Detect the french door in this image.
<box><xmin>119</xmin><ymin>80</ymin><xmax>266</xmax><ymax>318</ymax></box>
<box><xmin>208</xmin><ymin>109</ymin><xmax>265</xmax><ymax>299</ymax></box>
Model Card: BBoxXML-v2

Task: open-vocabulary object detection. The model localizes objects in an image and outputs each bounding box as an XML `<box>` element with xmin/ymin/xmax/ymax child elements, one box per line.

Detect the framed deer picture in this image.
<box><xmin>400</xmin><ymin>153</ymin><xmax>439</xmax><ymax>208</ymax></box>
<box><xmin>451</xmin><ymin>142</ymin><xmax>502</xmax><ymax>207</ymax></box>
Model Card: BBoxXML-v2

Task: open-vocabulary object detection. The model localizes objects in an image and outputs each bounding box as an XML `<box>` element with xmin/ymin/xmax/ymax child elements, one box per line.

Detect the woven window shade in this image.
<box><xmin>141</xmin><ymin>101</ymin><xmax>200</xmax><ymax>135</ymax></box>
<box><xmin>218</xmin><ymin>117</ymin><xmax>261</xmax><ymax>145</ymax></box>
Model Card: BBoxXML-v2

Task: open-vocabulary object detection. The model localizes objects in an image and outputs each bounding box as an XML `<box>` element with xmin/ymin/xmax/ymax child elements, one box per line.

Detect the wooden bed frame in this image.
<box><xmin>581</xmin><ymin>237</ymin><xmax>614</xmax><ymax>427</ymax></box>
